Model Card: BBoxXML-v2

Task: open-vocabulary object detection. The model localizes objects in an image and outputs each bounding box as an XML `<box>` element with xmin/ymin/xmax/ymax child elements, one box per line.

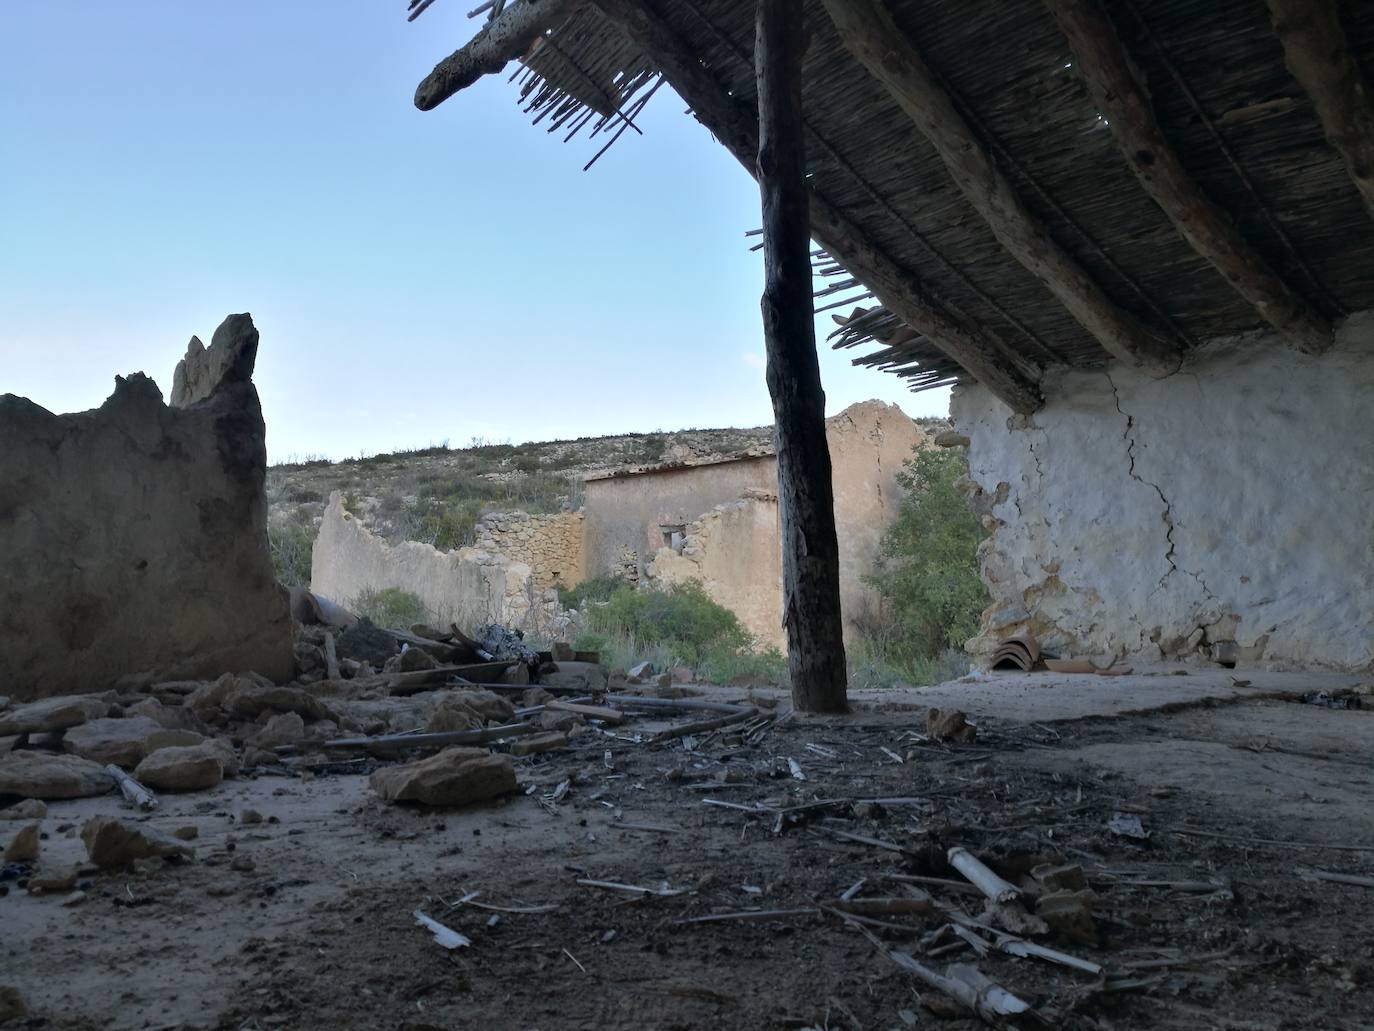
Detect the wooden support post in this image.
<box><xmin>415</xmin><ymin>0</ymin><xmax>579</xmax><ymax>111</ymax></box>
<box><xmin>822</xmin><ymin>0</ymin><xmax>1181</xmax><ymax>375</ymax></box>
<box><xmin>1043</xmin><ymin>0</ymin><xmax>1333</xmax><ymax>355</ymax></box>
<box><xmin>1267</xmin><ymin>0</ymin><xmax>1374</xmax><ymax>221</ymax></box>
<box><xmin>755</xmin><ymin>0</ymin><xmax>848</xmax><ymax>714</ymax></box>
<box><xmin>590</xmin><ymin>0</ymin><xmax>1042</xmax><ymax>415</ymax></box>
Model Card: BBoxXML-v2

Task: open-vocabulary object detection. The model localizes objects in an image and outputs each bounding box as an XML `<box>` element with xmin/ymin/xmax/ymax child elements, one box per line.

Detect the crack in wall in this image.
<box><xmin>1104</xmin><ymin>371</ymin><xmax>1218</xmax><ymax>604</ymax></box>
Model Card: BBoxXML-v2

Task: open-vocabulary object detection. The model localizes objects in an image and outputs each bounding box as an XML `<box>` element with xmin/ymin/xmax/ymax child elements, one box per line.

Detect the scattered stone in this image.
<box><xmin>242</xmin><ymin>746</ymin><xmax>279</xmax><ymax>768</ymax></box>
<box><xmin>0</xmin><ymin>752</ymin><xmax>114</xmax><ymax>800</ymax></box>
<box><xmin>400</xmin><ymin>647</ymin><xmax>439</xmax><ymax>672</ymax></box>
<box><xmin>0</xmin><ymin>800</ymin><xmax>47</xmax><ymax>821</ymax></box>
<box><xmin>240</xmin><ymin>809</ymin><xmax>263</xmax><ymax>826</ymax></box>
<box><xmin>335</xmin><ymin>619</ymin><xmax>399</xmax><ymax>667</ymax></box>
<box><xmin>0</xmin><ymin>736</ymin><xmax>17</xmax><ymax>756</ymax></box>
<box><xmin>627</xmin><ymin>661</ymin><xmax>654</xmax><ymax>682</ymax></box>
<box><xmin>0</xmin><ymin>695</ymin><xmax>109</xmax><ymax>736</ymax></box>
<box><xmin>522</xmin><ymin>687</ymin><xmax>554</xmax><ymax>707</ymax></box>
<box><xmin>3</xmin><ymin>824</ymin><xmax>40</xmax><ymax>863</ymax></box>
<box><xmin>80</xmin><ymin>816</ymin><xmax>193</xmax><ymax>868</ymax></box>
<box><xmin>669</xmin><ymin>666</ymin><xmax>695</xmax><ymax>683</ymax></box>
<box><xmin>498</xmin><ymin>661</ymin><xmax>530</xmax><ymax>685</ymax></box>
<box><xmin>223</xmin><ymin>684</ymin><xmax>335</xmax><ymax>723</ymax></box>
<box><xmin>127</xmin><ymin>697</ymin><xmax>204</xmax><ymax>733</ymax></box>
<box><xmin>452</xmin><ymin>689</ymin><xmax>516</xmax><ymax>724</ymax></box>
<box><xmin>230</xmin><ymin>854</ymin><xmax>256</xmax><ymax>873</ymax></box>
<box><xmin>934</xmin><ymin>429</ymin><xmax>971</xmax><ymax>448</ymax></box>
<box><xmin>144</xmin><ymin>728</ymin><xmax>206</xmax><ymax>752</ymax></box>
<box><xmin>369</xmin><ymin>747</ymin><xmax>517</xmax><ymax>807</ymax></box>
<box><xmin>536</xmin><ymin>711</ymin><xmax>580</xmax><ymax>733</ymax></box>
<box><xmin>61</xmin><ymin>715</ymin><xmax>164</xmax><ymax>768</ymax></box>
<box><xmin>509</xmin><ymin>732</ymin><xmax>568</xmax><ymax>757</ymax></box>
<box><xmin>927</xmin><ymin>708</ymin><xmax>977</xmax><ymax>744</ymax></box>
<box><xmin>1032</xmin><ymin>863</ymin><xmax>1088</xmax><ymax>893</ymax></box>
<box><xmin>61</xmin><ymin>890</ymin><xmax>88</xmax><ymax>907</ymax></box>
<box><xmin>206</xmin><ymin>738</ymin><xmax>242</xmax><ymax>778</ymax></box>
<box><xmin>173</xmin><ymin>826</ymin><xmax>199</xmax><ymax>841</ymax></box>
<box><xmin>252</xmin><ymin>712</ymin><xmax>306</xmax><ymax>750</ymax></box>
<box><xmin>0</xmin><ymin>986</ymin><xmax>28</xmax><ymax>1023</ymax></box>
<box><xmin>425</xmin><ymin>701</ymin><xmax>482</xmax><ymax>733</ymax></box>
<box><xmin>134</xmin><ymin>743</ymin><xmax>226</xmax><ymax>793</ymax></box>
<box><xmin>27</xmin><ymin>868</ymin><xmax>79</xmax><ymax>893</ymax></box>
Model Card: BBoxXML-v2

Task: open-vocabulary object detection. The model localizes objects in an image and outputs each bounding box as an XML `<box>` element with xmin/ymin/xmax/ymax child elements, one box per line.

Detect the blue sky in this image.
<box><xmin>0</xmin><ymin>2</ymin><xmax>947</xmax><ymax>462</ymax></box>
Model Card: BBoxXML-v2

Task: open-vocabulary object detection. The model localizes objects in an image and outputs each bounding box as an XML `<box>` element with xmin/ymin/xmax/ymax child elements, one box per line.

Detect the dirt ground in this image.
<box><xmin>4</xmin><ymin>673</ymin><xmax>1373</xmax><ymax>1031</ymax></box>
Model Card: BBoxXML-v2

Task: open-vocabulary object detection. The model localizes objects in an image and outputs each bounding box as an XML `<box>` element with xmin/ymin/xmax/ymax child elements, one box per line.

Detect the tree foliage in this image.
<box><xmin>867</xmin><ymin>444</ymin><xmax>988</xmax><ymax>659</ymax></box>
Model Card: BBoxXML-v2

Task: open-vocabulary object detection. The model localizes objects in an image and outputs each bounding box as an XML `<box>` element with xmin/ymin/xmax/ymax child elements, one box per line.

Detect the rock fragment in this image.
<box><xmin>927</xmin><ymin>708</ymin><xmax>977</xmax><ymax>743</ymax></box>
<box><xmin>369</xmin><ymin>747</ymin><xmax>517</xmax><ymax>807</ymax></box>
<box><xmin>133</xmin><ymin>743</ymin><xmax>226</xmax><ymax>792</ymax></box>
<box><xmin>509</xmin><ymin>732</ymin><xmax>568</xmax><ymax>757</ymax></box>
<box><xmin>0</xmin><ymin>986</ymin><xmax>29</xmax><ymax>1023</ymax></box>
<box><xmin>80</xmin><ymin>816</ymin><xmax>194</xmax><ymax>867</ymax></box>
<box><xmin>252</xmin><ymin>712</ymin><xmax>306</xmax><ymax>750</ymax></box>
<box><xmin>3</xmin><ymin>823</ymin><xmax>40</xmax><ymax>863</ymax></box>
<box><xmin>61</xmin><ymin>715</ymin><xmax>165</xmax><ymax>767</ymax></box>
<box><xmin>0</xmin><ymin>695</ymin><xmax>109</xmax><ymax>736</ymax></box>
<box><xmin>0</xmin><ymin>752</ymin><xmax>114</xmax><ymax>800</ymax></box>
<box><xmin>0</xmin><ymin>800</ymin><xmax>47</xmax><ymax>821</ymax></box>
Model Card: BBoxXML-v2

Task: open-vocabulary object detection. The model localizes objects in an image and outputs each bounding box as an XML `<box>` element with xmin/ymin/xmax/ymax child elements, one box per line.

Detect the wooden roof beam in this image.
<box><xmin>1044</xmin><ymin>0</ymin><xmax>1334</xmax><ymax>355</ymax></box>
<box><xmin>591</xmin><ymin>0</ymin><xmax>1043</xmax><ymax>414</ymax></box>
<box><xmin>1267</xmin><ymin>0</ymin><xmax>1374</xmax><ymax>222</ymax></box>
<box><xmin>415</xmin><ymin>0</ymin><xmax>580</xmax><ymax>111</ymax></box>
<box><xmin>822</xmin><ymin>0</ymin><xmax>1182</xmax><ymax>377</ymax></box>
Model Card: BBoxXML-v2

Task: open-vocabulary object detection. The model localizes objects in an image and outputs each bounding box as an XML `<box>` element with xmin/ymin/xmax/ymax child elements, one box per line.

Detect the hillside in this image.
<box><xmin>266</xmin><ymin>424</ymin><xmax>775</xmax><ymax>586</ymax></box>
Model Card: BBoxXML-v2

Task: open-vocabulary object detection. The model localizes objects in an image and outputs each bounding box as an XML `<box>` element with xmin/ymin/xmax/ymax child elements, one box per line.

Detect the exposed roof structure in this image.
<box><xmin>411</xmin><ymin>0</ymin><xmax>1374</xmax><ymax>412</ymax></box>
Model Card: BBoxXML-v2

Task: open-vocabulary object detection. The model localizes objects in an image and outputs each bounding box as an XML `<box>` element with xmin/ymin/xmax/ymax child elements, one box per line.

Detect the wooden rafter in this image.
<box><xmin>1267</xmin><ymin>0</ymin><xmax>1374</xmax><ymax>222</ymax></box>
<box><xmin>591</xmin><ymin>0</ymin><xmax>1043</xmax><ymax>414</ymax></box>
<box><xmin>755</xmin><ymin>0</ymin><xmax>849</xmax><ymax>713</ymax></box>
<box><xmin>414</xmin><ymin>0</ymin><xmax>580</xmax><ymax>111</ymax></box>
<box><xmin>822</xmin><ymin>0</ymin><xmax>1182</xmax><ymax>376</ymax></box>
<box><xmin>1043</xmin><ymin>0</ymin><xmax>1334</xmax><ymax>355</ymax></box>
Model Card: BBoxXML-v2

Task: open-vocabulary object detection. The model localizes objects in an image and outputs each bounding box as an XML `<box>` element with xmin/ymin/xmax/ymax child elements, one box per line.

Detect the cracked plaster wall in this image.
<box><xmin>953</xmin><ymin>313</ymin><xmax>1374</xmax><ymax>671</ymax></box>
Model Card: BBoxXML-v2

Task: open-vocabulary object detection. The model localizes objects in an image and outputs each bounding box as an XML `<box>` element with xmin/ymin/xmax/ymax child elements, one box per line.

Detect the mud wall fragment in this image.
<box><xmin>0</xmin><ymin>314</ymin><xmax>295</xmax><ymax>701</ymax></box>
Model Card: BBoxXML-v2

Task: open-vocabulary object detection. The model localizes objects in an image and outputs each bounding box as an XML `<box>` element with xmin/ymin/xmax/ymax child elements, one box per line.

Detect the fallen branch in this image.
<box><xmin>1296</xmin><ymin>867</ymin><xmax>1374</xmax><ymax>889</ymax></box>
<box><xmin>576</xmin><ymin>878</ymin><xmax>688</xmax><ymax>897</ymax></box>
<box><xmin>674</xmin><ymin>907</ymin><xmax>819</xmax><ymax>925</ymax></box>
<box><xmin>105</xmin><ymin>765</ymin><xmax>158</xmax><ymax>810</ymax></box>
<box><xmin>320</xmin><ymin>722</ymin><xmax>536</xmax><ymax>755</ymax></box>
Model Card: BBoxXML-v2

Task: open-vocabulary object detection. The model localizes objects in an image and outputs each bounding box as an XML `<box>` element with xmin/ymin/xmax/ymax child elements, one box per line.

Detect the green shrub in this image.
<box><xmin>407</xmin><ymin>496</ymin><xmax>483</xmax><ymax>551</ymax></box>
<box><xmin>268</xmin><ymin>517</ymin><xmax>316</xmax><ymax>587</ymax></box>
<box><xmin>558</xmin><ymin>575</ymin><xmax>623</xmax><ymax>610</ymax></box>
<box><xmin>588</xmin><ymin>580</ymin><xmax>750</xmax><ymax>665</ymax></box>
<box><xmin>865</xmin><ymin>443</ymin><xmax>988</xmax><ymax>661</ymax></box>
<box><xmin>352</xmin><ymin>587</ymin><xmax>429</xmax><ymax>629</ymax></box>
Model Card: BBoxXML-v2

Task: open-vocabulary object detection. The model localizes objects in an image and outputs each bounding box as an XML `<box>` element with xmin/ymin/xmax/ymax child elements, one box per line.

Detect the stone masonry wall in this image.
<box><xmin>953</xmin><ymin>313</ymin><xmax>1374</xmax><ymax>671</ymax></box>
<box><xmin>311</xmin><ymin>494</ymin><xmax>574</xmax><ymax>638</ymax></box>
<box><xmin>0</xmin><ymin>314</ymin><xmax>295</xmax><ymax>701</ymax></box>
<box><xmin>473</xmin><ymin>510</ymin><xmax>585</xmax><ymax>591</ymax></box>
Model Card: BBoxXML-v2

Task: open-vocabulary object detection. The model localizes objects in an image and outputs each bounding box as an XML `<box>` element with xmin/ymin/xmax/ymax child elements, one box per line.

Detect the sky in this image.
<box><xmin>0</xmin><ymin>2</ymin><xmax>948</xmax><ymax>463</ymax></box>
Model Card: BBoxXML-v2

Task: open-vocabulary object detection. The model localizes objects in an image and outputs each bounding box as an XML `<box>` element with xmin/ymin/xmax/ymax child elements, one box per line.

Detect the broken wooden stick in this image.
<box><xmin>545</xmin><ymin>700</ymin><xmax>624</xmax><ymax>725</ymax></box>
<box><xmin>575</xmin><ymin>878</ymin><xmax>687</xmax><ymax>897</ymax></box>
<box><xmin>674</xmin><ymin>907</ymin><xmax>819</xmax><ymax>925</ymax></box>
<box><xmin>831</xmin><ymin>895</ymin><xmax>935</xmax><ymax>917</ymax></box>
<box><xmin>105</xmin><ymin>764</ymin><xmax>158</xmax><ymax>810</ymax></box>
<box><xmin>320</xmin><ymin>722</ymin><xmax>537</xmax><ymax>755</ymax></box>
<box><xmin>1296</xmin><ymin>866</ymin><xmax>1374</xmax><ymax>889</ymax></box>
<box><xmin>948</xmin><ymin>846</ymin><xmax>1020</xmax><ymax>903</ymax></box>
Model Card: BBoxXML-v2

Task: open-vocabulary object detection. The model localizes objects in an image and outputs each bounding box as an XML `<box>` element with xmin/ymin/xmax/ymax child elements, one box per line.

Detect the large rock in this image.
<box><xmin>335</xmin><ymin>620</ymin><xmax>399</xmax><ymax>668</ymax></box>
<box><xmin>252</xmin><ymin>712</ymin><xmax>306</xmax><ymax>750</ymax></box>
<box><xmin>133</xmin><ymin>743</ymin><xmax>226</xmax><ymax>792</ymax></box>
<box><xmin>0</xmin><ymin>314</ymin><xmax>294</xmax><ymax>701</ymax></box>
<box><xmin>3</xmin><ymin>823</ymin><xmax>40</xmax><ymax>862</ymax></box>
<box><xmin>127</xmin><ymin>697</ymin><xmax>204</xmax><ymax>733</ymax></box>
<box><xmin>222</xmin><ymin>683</ymin><xmax>336</xmax><ymax>722</ymax></box>
<box><xmin>369</xmin><ymin>747</ymin><xmax>516</xmax><ymax>807</ymax></box>
<box><xmin>61</xmin><ymin>715</ymin><xmax>164</xmax><ymax>767</ymax></box>
<box><xmin>80</xmin><ymin>816</ymin><xmax>194</xmax><ymax>867</ymax></box>
<box><xmin>0</xmin><ymin>752</ymin><xmax>113</xmax><ymax>800</ymax></box>
<box><xmin>0</xmin><ymin>695</ymin><xmax>109</xmax><ymax>736</ymax></box>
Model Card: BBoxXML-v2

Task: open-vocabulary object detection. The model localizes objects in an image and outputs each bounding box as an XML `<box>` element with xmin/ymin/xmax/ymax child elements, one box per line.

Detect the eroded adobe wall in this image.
<box><xmin>582</xmin><ymin>457</ymin><xmax>778</xmax><ymax>581</ymax></box>
<box><xmin>0</xmin><ymin>315</ymin><xmax>295</xmax><ymax>701</ymax></box>
<box><xmin>311</xmin><ymin>494</ymin><xmax>572</xmax><ymax>636</ymax></box>
<box><xmin>648</xmin><ymin>490</ymin><xmax>784</xmax><ymax>648</ymax></box>
<box><xmin>473</xmin><ymin>510</ymin><xmax>585</xmax><ymax>590</ymax></box>
<box><xmin>954</xmin><ymin>314</ymin><xmax>1374</xmax><ymax>671</ymax></box>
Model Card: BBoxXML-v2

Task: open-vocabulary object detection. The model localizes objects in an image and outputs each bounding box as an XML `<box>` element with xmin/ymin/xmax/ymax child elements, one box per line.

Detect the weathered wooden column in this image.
<box><xmin>755</xmin><ymin>0</ymin><xmax>848</xmax><ymax>713</ymax></box>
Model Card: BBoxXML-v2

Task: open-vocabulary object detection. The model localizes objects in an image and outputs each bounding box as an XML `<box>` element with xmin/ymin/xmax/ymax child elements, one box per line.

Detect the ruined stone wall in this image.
<box><xmin>634</xmin><ymin>401</ymin><xmax>927</xmax><ymax>646</ymax></box>
<box><xmin>311</xmin><ymin>494</ymin><xmax>573</xmax><ymax>637</ymax></box>
<box><xmin>582</xmin><ymin>456</ymin><xmax>778</xmax><ymax>581</ymax></box>
<box><xmin>648</xmin><ymin>490</ymin><xmax>784</xmax><ymax>648</ymax></box>
<box><xmin>953</xmin><ymin>314</ymin><xmax>1374</xmax><ymax>671</ymax></box>
<box><xmin>473</xmin><ymin>510</ymin><xmax>585</xmax><ymax>590</ymax></box>
<box><xmin>0</xmin><ymin>314</ymin><xmax>295</xmax><ymax>701</ymax></box>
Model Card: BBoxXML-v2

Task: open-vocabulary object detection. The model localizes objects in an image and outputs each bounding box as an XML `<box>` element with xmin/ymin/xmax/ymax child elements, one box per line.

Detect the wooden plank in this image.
<box><xmin>1044</xmin><ymin>0</ymin><xmax>1333</xmax><ymax>355</ymax></box>
<box><xmin>1268</xmin><ymin>0</ymin><xmax>1374</xmax><ymax>221</ymax></box>
<box><xmin>822</xmin><ymin>0</ymin><xmax>1181</xmax><ymax>374</ymax></box>
<box><xmin>756</xmin><ymin>0</ymin><xmax>850</xmax><ymax>714</ymax></box>
<box><xmin>590</xmin><ymin>0</ymin><xmax>1043</xmax><ymax>414</ymax></box>
<box><xmin>545</xmin><ymin>699</ymin><xmax>625</xmax><ymax>724</ymax></box>
<box><xmin>414</xmin><ymin>0</ymin><xmax>580</xmax><ymax>111</ymax></box>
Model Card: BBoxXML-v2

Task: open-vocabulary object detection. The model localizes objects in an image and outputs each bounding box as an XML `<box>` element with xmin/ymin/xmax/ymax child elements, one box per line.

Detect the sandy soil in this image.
<box><xmin>3</xmin><ymin>683</ymin><xmax>1372</xmax><ymax>1031</ymax></box>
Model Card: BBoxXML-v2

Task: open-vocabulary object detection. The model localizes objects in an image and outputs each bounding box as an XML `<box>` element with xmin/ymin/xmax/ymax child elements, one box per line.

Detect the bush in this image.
<box><xmin>352</xmin><ymin>587</ymin><xmax>429</xmax><ymax>629</ymax></box>
<box><xmin>590</xmin><ymin>581</ymin><xmax>750</xmax><ymax>665</ymax></box>
<box><xmin>558</xmin><ymin>575</ymin><xmax>623</xmax><ymax>610</ymax></box>
<box><xmin>268</xmin><ymin>515</ymin><xmax>316</xmax><ymax>587</ymax></box>
<box><xmin>865</xmin><ymin>443</ymin><xmax>989</xmax><ymax>661</ymax></box>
